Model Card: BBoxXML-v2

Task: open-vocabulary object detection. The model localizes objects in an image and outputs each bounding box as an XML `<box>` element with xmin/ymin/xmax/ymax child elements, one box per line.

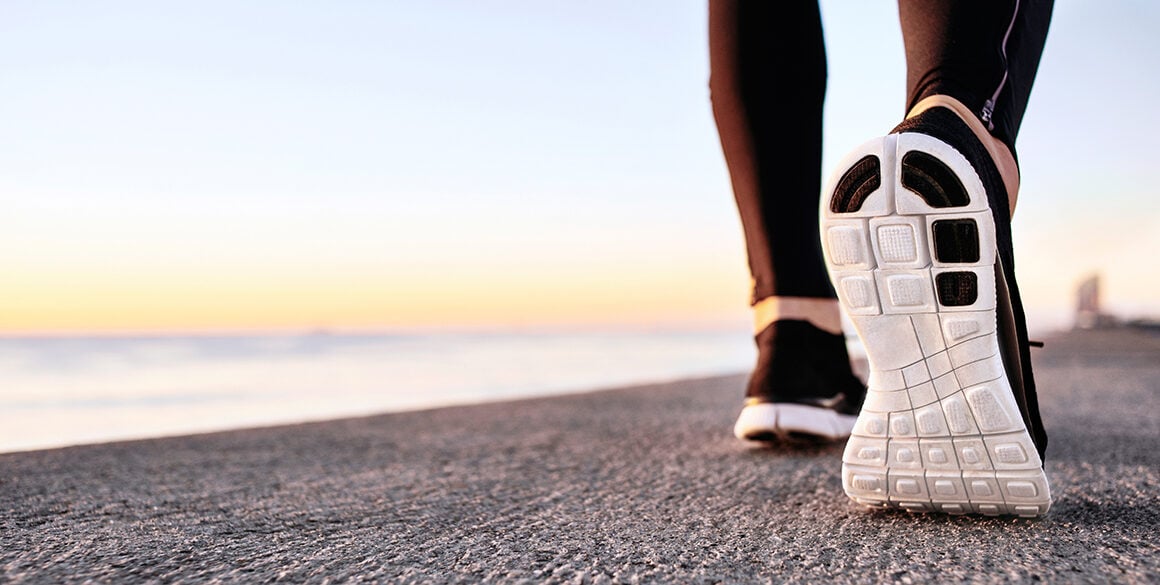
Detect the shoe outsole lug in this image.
<box><xmin>831</xmin><ymin>155</ymin><xmax>882</xmax><ymax>214</ymax></box>
<box><xmin>935</xmin><ymin>271</ymin><xmax>979</xmax><ymax>306</ymax></box>
<box><xmin>932</xmin><ymin>218</ymin><xmax>981</xmax><ymax>263</ymax></box>
<box><xmin>821</xmin><ymin>133</ymin><xmax>1051</xmax><ymax>518</ymax></box>
<box><xmin>900</xmin><ymin>151</ymin><xmax>971</xmax><ymax>209</ymax></box>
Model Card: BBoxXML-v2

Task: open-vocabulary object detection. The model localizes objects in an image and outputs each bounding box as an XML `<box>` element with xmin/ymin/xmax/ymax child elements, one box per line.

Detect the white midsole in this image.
<box><xmin>734</xmin><ymin>402</ymin><xmax>857</xmax><ymax>442</ymax></box>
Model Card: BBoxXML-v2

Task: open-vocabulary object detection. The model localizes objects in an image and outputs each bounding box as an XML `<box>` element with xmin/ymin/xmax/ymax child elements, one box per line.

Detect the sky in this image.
<box><xmin>1</xmin><ymin>0</ymin><xmax>1157</xmax><ymax>334</ymax></box>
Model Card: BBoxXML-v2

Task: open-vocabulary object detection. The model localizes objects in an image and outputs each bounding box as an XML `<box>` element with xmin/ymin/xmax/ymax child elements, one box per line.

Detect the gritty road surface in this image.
<box><xmin>2</xmin><ymin>328</ymin><xmax>1158</xmax><ymax>583</ymax></box>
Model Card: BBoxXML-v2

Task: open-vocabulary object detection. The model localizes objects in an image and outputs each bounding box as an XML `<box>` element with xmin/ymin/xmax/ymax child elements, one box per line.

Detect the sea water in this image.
<box><xmin>0</xmin><ymin>330</ymin><xmax>768</xmax><ymax>453</ymax></box>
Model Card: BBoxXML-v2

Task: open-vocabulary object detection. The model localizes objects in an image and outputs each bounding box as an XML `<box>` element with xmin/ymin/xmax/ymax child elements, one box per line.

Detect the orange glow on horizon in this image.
<box><xmin>2</xmin><ymin>262</ymin><xmax>752</xmax><ymax>334</ymax></box>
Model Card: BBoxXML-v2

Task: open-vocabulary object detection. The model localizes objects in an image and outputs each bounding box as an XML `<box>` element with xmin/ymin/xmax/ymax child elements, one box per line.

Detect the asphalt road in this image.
<box><xmin>3</xmin><ymin>327</ymin><xmax>1158</xmax><ymax>583</ymax></box>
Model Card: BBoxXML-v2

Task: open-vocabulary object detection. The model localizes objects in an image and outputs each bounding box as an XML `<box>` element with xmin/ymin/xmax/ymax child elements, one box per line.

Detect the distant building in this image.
<box><xmin>1075</xmin><ymin>274</ymin><xmax>1115</xmax><ymax>329</ymax></box>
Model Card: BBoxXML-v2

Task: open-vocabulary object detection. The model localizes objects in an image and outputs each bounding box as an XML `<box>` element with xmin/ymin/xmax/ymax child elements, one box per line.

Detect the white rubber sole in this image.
<box><xmin>820</xmin><ymin>133</ymin><xmax>1051</xmax><ymax>517</ymax></box>
<box><xmin>734</xmin><ymin>402</ymin><xmax>857</xmax><ymax>443</ymax></box>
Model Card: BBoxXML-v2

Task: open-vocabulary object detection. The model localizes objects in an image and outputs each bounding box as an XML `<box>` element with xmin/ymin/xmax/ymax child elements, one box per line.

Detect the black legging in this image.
<box><xmin>710</xmin><ymin>0</ymin><xmax>1053</xmax><ymax>304</ymax></box>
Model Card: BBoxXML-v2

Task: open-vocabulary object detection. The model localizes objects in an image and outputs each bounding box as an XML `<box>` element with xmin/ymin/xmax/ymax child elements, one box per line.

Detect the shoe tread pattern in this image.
<box><xmin>821</xmin><ymin>133</ymin><xmax>1051</xmax><ymax>518</ymax></box>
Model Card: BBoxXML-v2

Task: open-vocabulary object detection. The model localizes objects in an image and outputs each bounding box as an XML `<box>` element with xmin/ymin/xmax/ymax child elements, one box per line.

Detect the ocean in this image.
<box><xmin>0</xmin><ymin>329</ymin><xmax>771</xmax><ymax>453</ymax></box>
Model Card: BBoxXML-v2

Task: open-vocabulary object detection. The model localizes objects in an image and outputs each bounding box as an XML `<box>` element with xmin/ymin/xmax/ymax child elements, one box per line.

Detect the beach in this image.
<box><xmin>2</xmin><ymin>327</ymin><xmax>1157</xmax><ymax>583</ymax></box>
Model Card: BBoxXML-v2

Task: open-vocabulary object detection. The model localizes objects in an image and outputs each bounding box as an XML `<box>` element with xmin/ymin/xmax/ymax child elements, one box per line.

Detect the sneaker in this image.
<box><xmin>819</xmin><ymin>105</ymin><xmax>1051</xmax><ymax>517</ymax></box>
<box><xmin>734</xmin><ymin>319</ymin><xmax>866</xmax><ymax>442</ymax></box>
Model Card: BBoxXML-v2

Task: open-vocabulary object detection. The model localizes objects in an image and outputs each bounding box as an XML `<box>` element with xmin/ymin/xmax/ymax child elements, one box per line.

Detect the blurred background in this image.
<box><xmin>2</xmin><ymin>0</ymin><xmax>1157</xmax><ymax>452</ymax></box>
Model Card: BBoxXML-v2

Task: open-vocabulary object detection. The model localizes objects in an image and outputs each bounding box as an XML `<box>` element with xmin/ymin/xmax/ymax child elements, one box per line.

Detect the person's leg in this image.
<box><xmin>820</xmin><ymin>0</ymin><xmax>1054</xmax><ymax>515</ymax></box>
<box><xmin>900</xmin><ymin>0</ymin><xmax>1053</xmax><ymax>153</ymax></box>
<box><xmin>709</xmin><ymin>0</ymin><xmax>865</xmax><ymax>442</ymax></box>
<box><xmin>899</xmin><ymin>0</ymin><xmax>1055</xmax><ymax>213</ymax></box>
<box><xmin>709</xmin><ymin>0</ymin><xmax>831</xmax><ymax>305</ymax></box>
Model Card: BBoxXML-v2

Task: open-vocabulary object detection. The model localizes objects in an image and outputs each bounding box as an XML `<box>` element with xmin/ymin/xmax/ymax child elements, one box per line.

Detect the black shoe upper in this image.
<box><xmin>746</xmin><ymin>319</ymin><xmax>866</xmax><ymax>416</ymax></box>
<box><xmin>890</xmin><ymin>107</ymin><xmax>1048</xmax><ymax>462</ymax></box>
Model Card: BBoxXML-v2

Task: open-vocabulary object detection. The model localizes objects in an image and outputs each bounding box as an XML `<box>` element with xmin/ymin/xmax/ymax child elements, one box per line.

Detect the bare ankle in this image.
<box><xmin>752</xmin><ymin>296</ymin><xmax>842</xmax><ymax>336</ymax></box>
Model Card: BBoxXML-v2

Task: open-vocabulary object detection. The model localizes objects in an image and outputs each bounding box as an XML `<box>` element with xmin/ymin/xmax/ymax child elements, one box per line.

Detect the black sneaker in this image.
<box><xmin>820</xmin><ymin>105</ymin><xmax>1050</xmax><ymax>516</ymax></box>
<box><xmin>734</xmin><ymin>319</ymin><xmax>866</xmax><ymax>442</ymax></box>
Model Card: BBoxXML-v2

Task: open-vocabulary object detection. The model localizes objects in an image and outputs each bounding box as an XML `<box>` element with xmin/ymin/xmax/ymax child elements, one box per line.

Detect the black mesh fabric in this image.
<box><xmin>745</xmin><ymin>320</ymin><xmax>866</xmax><ymax>415</ymax></box>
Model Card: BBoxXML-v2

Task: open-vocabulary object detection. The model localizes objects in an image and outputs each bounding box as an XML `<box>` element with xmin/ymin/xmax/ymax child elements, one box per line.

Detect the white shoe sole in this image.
<box><xmin>734</xmin><ymin>402</ymin><xmax>857</xmax><ymax>443</ymax></box>
<box><xmin>820</xmin><ymin>132</ymin><xmax>1051</xmax><ymax>517</ymax></box>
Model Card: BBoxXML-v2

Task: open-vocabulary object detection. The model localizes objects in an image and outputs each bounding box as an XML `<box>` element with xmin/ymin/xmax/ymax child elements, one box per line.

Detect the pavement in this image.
<box><xmin>2</xmin><ymin>327</ymin><xmax>1158</xmax><ymax>584</ymax></box>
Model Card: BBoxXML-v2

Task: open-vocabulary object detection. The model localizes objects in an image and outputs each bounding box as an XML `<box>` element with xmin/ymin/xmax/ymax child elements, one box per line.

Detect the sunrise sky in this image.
<box><xmin>2</xmin><ymin>1</ymin><xmax>1157</xmax><ymax>334</ymax></box>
